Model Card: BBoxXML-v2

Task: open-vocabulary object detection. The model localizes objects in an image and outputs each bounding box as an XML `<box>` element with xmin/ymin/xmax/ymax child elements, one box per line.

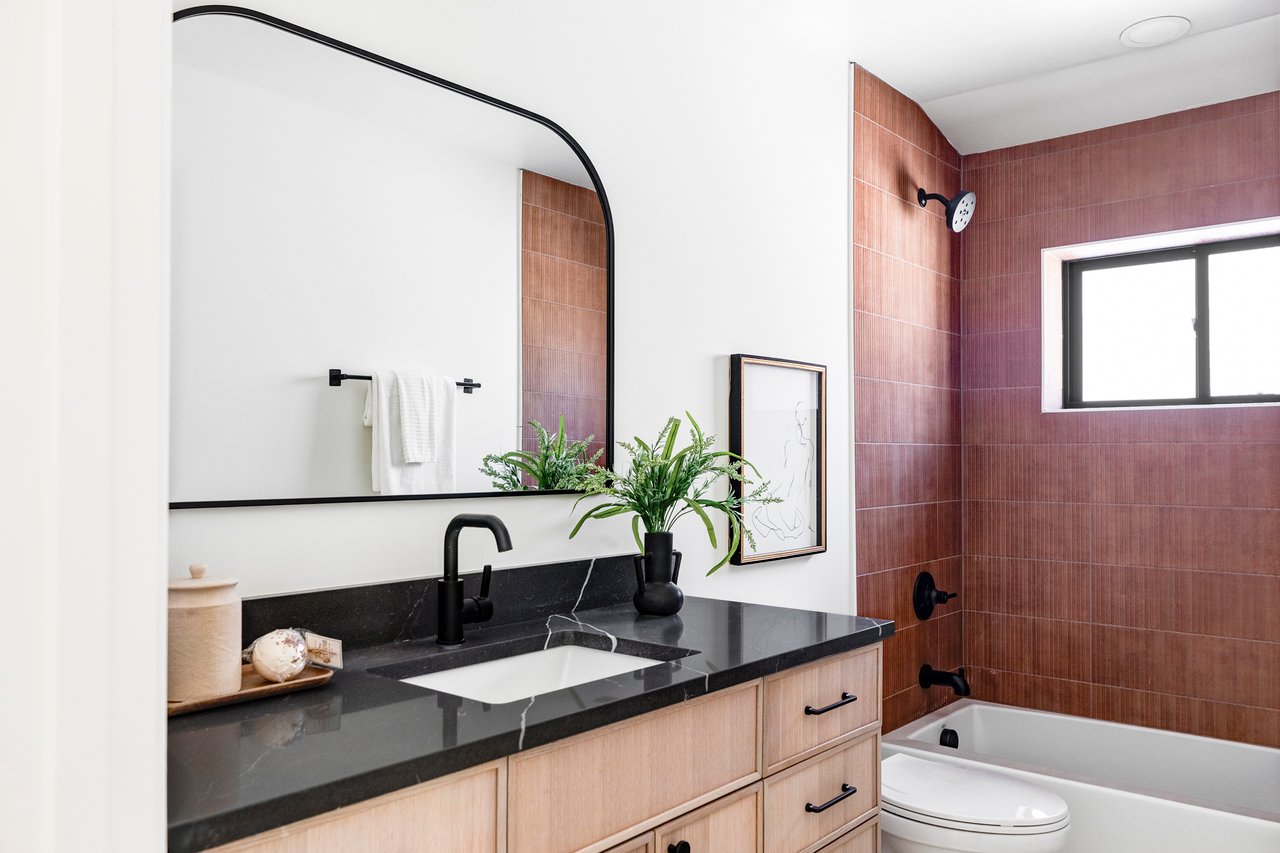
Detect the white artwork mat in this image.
<box><xmin>740</xmin><ymin>361</ymin><xmax>821</xmax><ymax>557</ymax></box>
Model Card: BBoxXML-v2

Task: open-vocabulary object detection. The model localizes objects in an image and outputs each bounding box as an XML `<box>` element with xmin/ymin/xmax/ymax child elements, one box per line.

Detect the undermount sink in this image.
<box><xmin>371</xmin><ymin>630</ymin><xmax>698</xmax><ymax>704</ymax></box>
<box><xmin>402</xmin><ymin>645</ymin><xmax>664</xmax><ymax>704</ymax></box>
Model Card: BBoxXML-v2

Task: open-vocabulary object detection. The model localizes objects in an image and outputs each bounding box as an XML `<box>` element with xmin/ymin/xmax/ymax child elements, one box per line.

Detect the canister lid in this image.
<box><xmin>169</xmin><ymin>563</ymin><xmax>238</xmax><ymax>591</ymax></box>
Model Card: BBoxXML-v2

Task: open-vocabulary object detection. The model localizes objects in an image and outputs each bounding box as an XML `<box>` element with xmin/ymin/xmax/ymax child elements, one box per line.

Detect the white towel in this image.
<box><xmin>396</xmin><ymin>370</ymin><xmax>435</xmax><ymax>463</ymax></box>
<box><xmin>363</xmin><ymin>370</ymin><xmax>457</xmax><ymax>494</ymax></box>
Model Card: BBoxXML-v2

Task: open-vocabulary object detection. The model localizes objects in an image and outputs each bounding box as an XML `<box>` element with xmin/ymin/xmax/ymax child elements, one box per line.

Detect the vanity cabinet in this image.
<box><xmin>204</xmin><ymin>759</ymin><xmax>507</xmax><ymax>852</ymax></box>
<box><xmin>507</xmin><ymin>681</ymin><xmax>762</xmax><ymax>851</ymax></box>
<box><xmin>654</xmin><ymin>783</ymin><xmax>763</xmax><ymax>852</ymax></box>
<box><xmin>205</xmin><ymin>644</ymin><xmax>881</xmax><ymax>853</ymax></box>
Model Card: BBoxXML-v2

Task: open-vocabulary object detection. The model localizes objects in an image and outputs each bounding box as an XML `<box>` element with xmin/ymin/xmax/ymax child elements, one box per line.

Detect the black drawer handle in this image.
<box><xmin>667</xmin><ymin>842</ymin><xmax>690</xmax><ymax>853</ymax></box>
<box><xmin>805</xmin><ymin>783</ymin><xmax>857</xmax><ymax>813</ymax></box>
<box><xmin>804</xmin><ymin>692</ymin><xmax>857</xmax><ymax>715</ymax></box>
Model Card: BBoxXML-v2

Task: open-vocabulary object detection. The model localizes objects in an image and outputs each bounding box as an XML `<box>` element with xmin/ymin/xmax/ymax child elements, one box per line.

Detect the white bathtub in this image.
<box><xmin>882</xmin><ymin>699</ymin><xmax>1280</xmax><ymax>853</ymax></box>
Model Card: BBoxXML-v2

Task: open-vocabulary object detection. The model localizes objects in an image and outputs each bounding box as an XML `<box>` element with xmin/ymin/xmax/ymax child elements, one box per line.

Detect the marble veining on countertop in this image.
<box><xmin>168</xmin><ymin>592</ymin><xmax>893</xmax><ymax>852</ymax></box>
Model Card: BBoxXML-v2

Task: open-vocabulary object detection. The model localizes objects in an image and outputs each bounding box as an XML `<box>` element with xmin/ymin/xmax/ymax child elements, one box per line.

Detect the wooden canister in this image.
<box><xmin>168</xmin><ymin>563</ymin><xmax>242</xmax><ymax>702</ymax></box>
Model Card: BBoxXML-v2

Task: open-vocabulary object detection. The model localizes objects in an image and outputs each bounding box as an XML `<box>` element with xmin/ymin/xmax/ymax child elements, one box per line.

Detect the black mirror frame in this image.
<box><xmin>169</xmin><ymin>6</ymin><xmax>614</xmax><ymax>510</ymax></box>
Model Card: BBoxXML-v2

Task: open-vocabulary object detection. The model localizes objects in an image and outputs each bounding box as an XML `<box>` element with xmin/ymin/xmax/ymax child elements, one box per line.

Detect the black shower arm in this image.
<box><xmin>917</xmin><ymin>188</ymin><xmax>950</xmax><ymax>208</ymax></box>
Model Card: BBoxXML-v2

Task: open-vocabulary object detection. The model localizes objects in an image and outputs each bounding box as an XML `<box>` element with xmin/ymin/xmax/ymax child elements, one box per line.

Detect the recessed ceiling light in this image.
<box><xmin>1120</xmin><ymin>16</ymin><xmax>1192</xmax><ymax>48</ymax></box>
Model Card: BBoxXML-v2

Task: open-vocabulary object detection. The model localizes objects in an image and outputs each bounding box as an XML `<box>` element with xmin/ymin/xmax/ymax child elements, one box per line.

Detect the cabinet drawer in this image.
<box><xmin>206</xmin><ymin>759</ymin><xmax>505</xmax><ymax>852</ymax></box>
<box><xmin>763</xmin><ymin>734</ymin><xmax>879</xmax><ymax>853</ymax></box>
<box><xmin>763</xmin><ymin>646</ymin><xmax>880</xmax><ymax>773</ymax></box>
<box><xmin>654</xmin><ymin>782</ymin><xmax>762</xmax><ymax>853</ymax></box>
<box><xmin>817</xmin><ymin>818</ymin><xmax>877</xmax><ymax>853</ymax></box>
<box><xmin>508</xmin><ymin>681</ymin><xmax>762</xmax><ymax>853</ymax></box>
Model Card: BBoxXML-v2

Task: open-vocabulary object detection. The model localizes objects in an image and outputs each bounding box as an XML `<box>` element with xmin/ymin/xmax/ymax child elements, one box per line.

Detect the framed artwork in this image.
<box><xmin>729</xmin><ymin>354</ymin><xmax>826</xmax><ymax>564</ymax></box>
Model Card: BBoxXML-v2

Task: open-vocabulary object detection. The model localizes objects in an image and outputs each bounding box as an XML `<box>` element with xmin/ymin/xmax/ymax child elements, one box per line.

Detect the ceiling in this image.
<box><xmin>848</xmin><ymin>0</ymin><xmax>1280</xmax><ymax>154</ymax></box>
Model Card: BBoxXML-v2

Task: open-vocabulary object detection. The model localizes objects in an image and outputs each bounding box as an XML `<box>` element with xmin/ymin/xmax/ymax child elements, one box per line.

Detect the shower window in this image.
<box><xmin>1063</xmin><ymin>233</ymin><xmax>1280</xmax><ymax>408</ymax></box>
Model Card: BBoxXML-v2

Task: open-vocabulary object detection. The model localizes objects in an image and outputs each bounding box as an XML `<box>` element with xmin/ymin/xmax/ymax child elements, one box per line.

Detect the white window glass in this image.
<box><xmin>1080</xmin><ymin>259</ymin><xmax>1196</xmax><ymax>401</ymax></box>
<box><xmin>1209</xmin><ymin>246</ymin><xmax>1280</xmax><ymax>397</ymax></box>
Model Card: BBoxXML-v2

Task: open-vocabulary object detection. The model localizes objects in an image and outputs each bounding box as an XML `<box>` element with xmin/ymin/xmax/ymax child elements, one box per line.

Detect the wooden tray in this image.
<box><xmin>168</xmin><ymin>664</ymin><xmax>333</xmax><ymax>716</ymax></box>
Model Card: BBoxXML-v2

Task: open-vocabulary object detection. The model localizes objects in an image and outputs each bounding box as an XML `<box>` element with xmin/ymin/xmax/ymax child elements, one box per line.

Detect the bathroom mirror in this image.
<box><xmin>170</xmin><ymin>7</ymin><xmax>613</xmax><ymax>507</ymax></box>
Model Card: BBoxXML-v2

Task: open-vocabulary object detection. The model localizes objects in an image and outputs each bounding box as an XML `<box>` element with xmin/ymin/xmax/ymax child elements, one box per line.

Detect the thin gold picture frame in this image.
<box><xmin>729</xmin><ymin>354</ymin><xmax>827</xmax><ymax>565</ymax></box>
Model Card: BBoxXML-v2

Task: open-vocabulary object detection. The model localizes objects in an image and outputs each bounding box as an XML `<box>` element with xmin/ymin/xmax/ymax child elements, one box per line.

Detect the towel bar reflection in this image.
<box><xmin>329</xmin><ymin>369</ymin><xmax>481</xmax><ymax>394</ymax></box>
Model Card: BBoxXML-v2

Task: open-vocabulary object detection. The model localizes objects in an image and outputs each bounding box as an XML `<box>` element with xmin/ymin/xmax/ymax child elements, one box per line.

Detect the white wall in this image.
<box><xmin>171</xmin><ymin>63</ymin><xmax>522</xmax><ymax>499</ymax></box>
<box><xmin>1</xmin><ymin>1</ymin><xmax>170</xmax><ymax>850</ymax></box>
<box><xmin>170</xmin><ymin>0</ymin><xmax>860</xmax><ymax>614</ymax></box>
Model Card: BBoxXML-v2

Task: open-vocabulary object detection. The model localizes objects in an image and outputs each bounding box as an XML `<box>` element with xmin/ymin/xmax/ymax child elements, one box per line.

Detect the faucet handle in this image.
<box><xmin>479</xmin><ymin>563</ymin><xmax>492</xmax><ymax>600</ymax></box>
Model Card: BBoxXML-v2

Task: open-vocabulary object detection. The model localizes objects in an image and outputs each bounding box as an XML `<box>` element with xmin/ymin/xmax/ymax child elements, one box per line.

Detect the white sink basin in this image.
<box><xmin>400</xmin><ymin>645</ymin><xmax>666</xmax><ymax>704</ymax></box>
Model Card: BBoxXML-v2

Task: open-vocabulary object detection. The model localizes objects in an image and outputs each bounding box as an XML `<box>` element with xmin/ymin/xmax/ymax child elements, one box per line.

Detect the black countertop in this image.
<box><xmin>168</xmin><ymin>596</ymin><xmax>893</xmax><ymax>852</ymax></box>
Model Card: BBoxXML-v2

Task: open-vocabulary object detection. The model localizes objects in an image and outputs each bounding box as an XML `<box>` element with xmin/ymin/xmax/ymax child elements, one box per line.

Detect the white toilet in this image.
<box><xmin>880</xmin><ymin>753</ymin><xmax>1070</xmax><ymax>853</ymax></box>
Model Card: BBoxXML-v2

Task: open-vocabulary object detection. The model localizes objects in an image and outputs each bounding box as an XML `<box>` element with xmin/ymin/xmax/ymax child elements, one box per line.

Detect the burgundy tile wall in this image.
<box><xmin>852</xmin><ymin>67</ymin><xmax>964</xmax><ymax>733</ymax></box>
<box><xmin>521</xmin><ymin>171</ymin><xmax>608</xmax><ymax>465</ymax></box>
<box><xmin>959</xmin><ymin>92</ymin><xmax>1280</xmax><ymax>747</ymax></box>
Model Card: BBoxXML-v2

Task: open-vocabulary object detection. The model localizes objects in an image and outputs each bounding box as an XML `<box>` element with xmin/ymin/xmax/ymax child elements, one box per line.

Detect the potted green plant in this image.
<box><xmin>479</xmin><ymin>416</ymin><xmax>602</xmax><ymax>491</ymax></box>
<box><xmin>570</xmin><ymin>413</ymin><xmax>775</xmax><ymax>615</ymax></box>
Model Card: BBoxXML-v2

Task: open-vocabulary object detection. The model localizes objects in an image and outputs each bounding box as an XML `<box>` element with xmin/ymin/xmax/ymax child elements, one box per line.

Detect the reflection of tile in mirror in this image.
<box><xmin>521</xmin><ymin>171</ymin><xmax>609</xmax><ymax>470</ymax></box>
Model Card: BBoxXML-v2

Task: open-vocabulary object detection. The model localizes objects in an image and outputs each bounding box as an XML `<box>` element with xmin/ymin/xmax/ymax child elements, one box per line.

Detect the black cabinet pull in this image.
<box><xmin>804</xmin><ymin>691</ymin><xmax>857</xmax><ymax>715</ymax></box>
<box><xmin>805</xmin><ymin>783</ymin><xmax>857</xmax><ymax>813</ymax></box>
<box><xmin>667</xmin><ymin>842</ymin><xmax>690</xmax><ymax>853</ymax></box>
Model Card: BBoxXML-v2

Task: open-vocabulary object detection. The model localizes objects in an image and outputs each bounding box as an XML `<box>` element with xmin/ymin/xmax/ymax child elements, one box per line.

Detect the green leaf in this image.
<box><xmin>683</xmin><ymin>498</ymin><xmax>717</xmax><ymax>549</ymax></box>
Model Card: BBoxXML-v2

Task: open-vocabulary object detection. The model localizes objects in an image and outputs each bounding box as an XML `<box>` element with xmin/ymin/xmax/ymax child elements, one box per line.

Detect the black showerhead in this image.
<box><xmin>917</xmin><ymin>187</ymin><xmax>977</xmax><ymax>233</ymax></box>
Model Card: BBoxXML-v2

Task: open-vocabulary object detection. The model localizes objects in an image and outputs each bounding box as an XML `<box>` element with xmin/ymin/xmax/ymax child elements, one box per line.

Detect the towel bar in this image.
<box><xmin>329</xmin><ymin>369</ymin><xmax>481</xmax><ymax>394</ymax></box>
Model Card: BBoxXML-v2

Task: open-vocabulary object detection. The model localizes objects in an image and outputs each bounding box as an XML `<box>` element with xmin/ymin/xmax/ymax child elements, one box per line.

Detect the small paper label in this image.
<box><xmin>303</xmin><ymin>632</ymin><xmax>344</xmax><ymax>669</ymax></box>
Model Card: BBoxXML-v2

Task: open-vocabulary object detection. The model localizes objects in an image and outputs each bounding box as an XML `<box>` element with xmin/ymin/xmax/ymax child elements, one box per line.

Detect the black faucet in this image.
<box><xmin>919</xmin><ymin>664</ymin><xmax>971</xmax><ymax>696</ymax></box>
<box><xmin>437</xmin><ymin>513</ymin><xmax>512</xmax><ymax>646</ymax></box>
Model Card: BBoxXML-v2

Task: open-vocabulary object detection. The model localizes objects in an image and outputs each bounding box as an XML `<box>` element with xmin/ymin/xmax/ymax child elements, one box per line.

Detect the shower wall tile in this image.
<box><xmin>854</xmin><ymin>311</ymin><xmax>960</xmax><ymax>389</ymax></box>
<box><xmin>964</xmin><ymin>500</ymin><xmax>1091</xmax><ymax>563</ymax></box>
<box><xmin>853</xmin><ymin>65</ymin><xmax>960</xmax><ymax>168</ymax></box>
<box><xmin>963</xmin><ymin>668</ymin><xmax>1093</xmax><ymax>718</ymax></box>
<box><xmin>1093</xmin><ymin>626</ymin><xmax>1280</xmax><ymax>710</ymax></box>
<box><xmin>959</xmin><ymin>94</ymin><xmax>1280</xmax><ymax>747</ymax></box>
<box><xmin>961</xmin><ymin>330</ymin><xmax>1040</xmax><ymax>389</ymax></box>
<box><xmin>960</xmin><ymin>271</ymin><xmax>1041</xmax><ymax>335</ymax></box>
<box><xmin>1088</xmin><ymin>175</ymin><xmax>1280</xmax><ymax>241</ymax></box>
<box><xmin>853</xmin><ymin>66</ymin><xmax>963</xmax><ymax>732</ymax></box>
<box><xmin>964</xmin><ymin>612</ymin><xmax>1091</xmax><ymax>683</ymax></box>
<box><xmin>1091</xmin><ymin>505</ymin><xmax>1280</xmax><ymax>574</ymax></box>
<box><xmin>855</xmin><ymin>442</ymin><xmax>960</xmax><ymax>508</ymax></box>
<box><xmin>856</xmin><ymin>501</ymin><xmax>962</xmax><ymax>573</ymax></box>
<box><xmin>855</xmin><ymin>378</ymin><xmax>960</xmax><ymax>445</ymax></box>
<box><xmin>963</xmin><ymin>444</ymin><xmax>1092</xmax><ymax>504</ymax></box>
<box><xmin>883</xmin><ymin>611</ymin><xmax>964</xmax><ymax>697</ymax></box>
<box><xmin>1091</xmin><ymin>685</ymin><xmax>1280</xmax><ymax>748</ymax></box>
<box><xmin>1091</xmin><ymin>565</ymin><xmax>1280</xmax><ymax>643</ymax></box>
<box><xmin>856</xmin><ymin>557</ymin><xmax>962</xmax><ymax>633</ymax></box>
<box><xmin>965</xmin><ymin>557</ymin><xmax>1090</xmax><ymax>622</ymax></box>
<box><xmin>962</xmin><ymin>387</ymin><xmax>1090</xmax><ymax>445</ymax></box>
<box><xmin>854</xmin><ymin>247</ymin><xmax>959</xmax><ymax>332</ymax></box>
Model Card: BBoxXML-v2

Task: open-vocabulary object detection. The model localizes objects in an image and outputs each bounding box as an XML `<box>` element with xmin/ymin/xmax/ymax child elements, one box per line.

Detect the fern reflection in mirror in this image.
<box><xmin>479</xmin><ymin>416</ymin><xmax>602</xmax><ymax>491</ymax></box>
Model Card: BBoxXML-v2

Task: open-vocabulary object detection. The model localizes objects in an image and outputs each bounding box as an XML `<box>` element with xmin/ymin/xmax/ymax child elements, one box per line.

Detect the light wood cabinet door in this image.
<box><xmin>653</xmin><ymin>782</ymin><xmax>762</xmax><ymax>853</ymax></box>
<box><xmin>763</xmin><ymin>645</ymin><xmax>880</xmax><ymax>774</ymax></box>
<box><xmin>206</xmin><ymin>759</ymin><xmax>506</xmax><ymax>853</ymax></box>
<box><xmin>817</xmin><ymin>818</ymin><xmax>877</xmax><ymax>853</ymax></box>
<box><xmin>508</xmin><ymin>680</ymin><xmax>762</xmax><ymax>853</ymax></box>
<box><xmin>604</xmin><ymin>832</ymin><xmax>656</xmax><ymax>853</ymax></box>
<box><xmin>763</xmin><ymin>734</ymin><xmax>879</xmax><ymax>853</ymax></box>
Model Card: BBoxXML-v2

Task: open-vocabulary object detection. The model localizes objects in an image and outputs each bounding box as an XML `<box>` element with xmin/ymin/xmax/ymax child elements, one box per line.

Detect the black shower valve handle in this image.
<box><xmin>913</xmin><ymin>570</ymin><xmax>957</xmax><ymax>620</ymax></box>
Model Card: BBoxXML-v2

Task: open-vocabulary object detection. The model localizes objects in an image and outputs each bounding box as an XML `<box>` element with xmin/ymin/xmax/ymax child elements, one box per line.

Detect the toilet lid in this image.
<box><xmin>882</xmin><ymin>754</ymin><xmax>1069</xmax><ymax>832</ymax></box>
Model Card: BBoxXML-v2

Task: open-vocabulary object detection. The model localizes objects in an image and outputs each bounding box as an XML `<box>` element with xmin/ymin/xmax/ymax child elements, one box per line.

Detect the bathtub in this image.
<box><xmin>882</xmin><ymin>699</ymin><xmax>1280</xmax><ymax>853</ymax></box>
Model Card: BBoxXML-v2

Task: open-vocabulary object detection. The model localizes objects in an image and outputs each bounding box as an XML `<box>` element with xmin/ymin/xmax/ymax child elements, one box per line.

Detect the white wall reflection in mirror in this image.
<box><xmin>171</xmin><ymin>13</ymin><xmax>609</xmax><ymax>503</ymax></box>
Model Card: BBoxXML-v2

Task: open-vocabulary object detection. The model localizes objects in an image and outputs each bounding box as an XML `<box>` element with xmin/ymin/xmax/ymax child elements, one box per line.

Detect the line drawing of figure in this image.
<box><xmin>750</xmin><ymin>400</ymin><xmax>816</xmax><ymax>544</ymax></box>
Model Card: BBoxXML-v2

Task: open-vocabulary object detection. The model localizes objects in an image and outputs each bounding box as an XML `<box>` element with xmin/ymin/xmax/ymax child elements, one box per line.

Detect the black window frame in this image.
<box><xmin>1063</xmin><ymin>233</ymin><xmax>1280</xmax><ymax>409</ymax></box>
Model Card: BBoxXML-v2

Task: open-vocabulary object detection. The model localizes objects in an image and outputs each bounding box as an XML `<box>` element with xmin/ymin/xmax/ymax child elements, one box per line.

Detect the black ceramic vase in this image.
<box><xmin>632</xmin><ymin>531</ymin><xmax>684</xmax><ymax>616</ymax></box>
